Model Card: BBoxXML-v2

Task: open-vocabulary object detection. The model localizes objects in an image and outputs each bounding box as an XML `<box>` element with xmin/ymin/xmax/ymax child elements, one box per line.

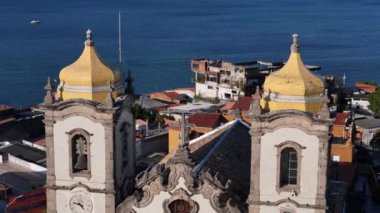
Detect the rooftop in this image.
<box><xmin>355</xmin><ymin>82</ymin><xmax>377</xmax><ymax>93</ymax></box>
<box><xmin>0</xmin><ymin>104</ymin><xmax>14</xmax><ymax>112</ymax></box>
<box><xmin>0</xmin><ymin>144</ymin><xmax>46</xmax><ymax>167</ymax></box>
<box><xmin>356</xmin><ymin>118</ymin><xmax>380</xmax><ymax>129</ymax></box>
<box><xmin>334</xmin><ymin>112</ymin><xmax>349</xmax><ymax>125</ymax></box>
<box><xmin>136</xmin><ymin>96</ymin><xmax>168</xmax><ymax>110</ymax></box>
<box><xmin>162</xmin><ymin>119</ymin><xmax>251</xmax><ymax>203</ymax></box>
<box><xmin>189</xmin><ymin>113</ymin><xmax>224</xmax><ymax>128</ymax></box>
<box><xmin>0</xmin><ymin>162</ymin><xmax>45</xmax><ymax>195</ymax></box>
<box><xmin>167</xmin><ymin>102</ymin><xmax>223</xmax><ymax>114</ymax></box>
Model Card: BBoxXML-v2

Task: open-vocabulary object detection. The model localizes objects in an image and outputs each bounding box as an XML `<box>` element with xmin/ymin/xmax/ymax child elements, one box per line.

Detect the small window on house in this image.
<box><xmin>192</xmin><ymin>63</ymin><xmax>199</xmax><ymax>69</ymax></box>
<box><xmin>225</xmin><ymin>93</ymin><xmax>231</xmax><ymax>99</ymax></box>
<box><xmin>332</xmin><ymin>154</ymin><xmax>340</xmax><ymax>162</ymax></box>
<box><xmin>280</xmin><ymin>147</ymin><xmax>298</xmax><ymax>187</ymax></box>
<box><xmin>232</xmin><ymin>90</ymin><xmax>237</xmax><ymax>94</ymax></box>
<box><xmin>208</xmin><ymin>86</ymin><xmax>213</xmax><ymax>89</ymax></box>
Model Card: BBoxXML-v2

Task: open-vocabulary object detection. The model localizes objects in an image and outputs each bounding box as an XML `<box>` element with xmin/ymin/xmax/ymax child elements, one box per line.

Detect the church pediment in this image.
<box><xmin>117</xmin><ymin>146</ymin><xmax>242</xmax><ymax>213</ymax></box>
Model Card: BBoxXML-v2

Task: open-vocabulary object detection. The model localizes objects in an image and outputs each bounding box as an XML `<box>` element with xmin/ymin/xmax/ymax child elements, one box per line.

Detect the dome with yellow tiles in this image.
<box><xmin>58</xmin><ymin>29</ymin><xmax>125</xmax><ymax>104</ymax></box>
<box><xmin>260</xmin><ymin>34</ymin><xmax>325</xmax><ymax>114</ymax></box>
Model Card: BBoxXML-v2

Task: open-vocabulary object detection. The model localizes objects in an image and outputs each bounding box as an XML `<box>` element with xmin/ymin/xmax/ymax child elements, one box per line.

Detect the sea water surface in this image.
<box><xmin>0</xmin><ymin>0</ymin><xmax>380</xmax><ymax>106</ymax></box>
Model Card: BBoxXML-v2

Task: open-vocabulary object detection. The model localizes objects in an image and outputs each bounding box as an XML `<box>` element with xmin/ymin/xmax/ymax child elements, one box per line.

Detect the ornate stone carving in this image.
<box><xmin>162</xmin><ymin>188</ymin><xmax>199</xmax><ymax>213</ymax></box>
<box><xmin>117</xmin><ymin>145</ymin><xmax>242</xmax><ymax>212</ymax></box>
<box><xmin>43</xmin><ymin>76</ymin><xmax>55</xmax><ymax>105</ymax></box>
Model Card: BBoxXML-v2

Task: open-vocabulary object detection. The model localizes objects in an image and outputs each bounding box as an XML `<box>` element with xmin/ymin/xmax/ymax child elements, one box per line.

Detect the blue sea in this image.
<box><xmin>0</xmin><ymin>0</ymin><xmax>380</xmax><ymax>106</ymax></box>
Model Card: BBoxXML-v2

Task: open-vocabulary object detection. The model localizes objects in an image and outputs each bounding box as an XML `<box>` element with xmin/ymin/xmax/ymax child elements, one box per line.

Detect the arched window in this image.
<box><xmin>276</xmin><ymin>141</ymin><xmax>303</xmax><ymax>193</ymax></box>
<box><xmin>168</xmin><ymin>199</ymin><xmax>191</xmax><ymax>213</ymax></box>
<box><xmin>72</xmin><ymin>134</ymin><xmax>88</xmax><ymax>172</ymax></box>
<box><xmin>280</xmin><ymin>147</ymin><xmax>298</xmax><ymax>187</ymax></box>
<box><xmin>67</xmin><ymin>129</ymin><xmax>92</xmax><ymax>177</ymax></box>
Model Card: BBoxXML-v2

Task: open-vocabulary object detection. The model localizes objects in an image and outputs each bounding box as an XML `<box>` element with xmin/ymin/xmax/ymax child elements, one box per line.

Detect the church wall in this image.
<box><xmin>259</xmin><ymin>205</ymin><xmax>317</xmax><ymax>213</ymax></box>
<box><xmin>132</xmin><ymin>192</ymin><xmax>171</xmax><ymax>213</ymax></box>
<box><xmin>53</xmin><ymin>116</ymin><xmax>107</xmax><ymax>188</ymax></box>
<box><xmin>260</xmin><ymin>127</ymin><xmax>320</xmax><ymax>205</ymax></box>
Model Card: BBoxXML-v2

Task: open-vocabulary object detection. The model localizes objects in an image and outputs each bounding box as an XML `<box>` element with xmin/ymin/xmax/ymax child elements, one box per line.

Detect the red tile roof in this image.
<box><xmin>238</xmin><ymin>96</ymin><xmax>253</xmax><ymax>111</ymax></box>
<box><xmin>150</xmin><ymin>92</ymin><xmax>181</xmax><ymax>103</ymax></box>
<box><xmin>171</xmin><ymin>87</ymin><xmax>196</xmax><ymax>92</ymax></box>
<box><xmin>0</xmin><ymin>117</ymin><xmax>15</xmax><ymax>125</ymax></box>
<box><xmin>163</xmin><ymin>91</ymin><xmax>180</xmax><ymax>99</ymax></box>
<box><xmin>221</xmin><ymin>96</ymin><xmax>253</xmax><ymax>112</ymax></box>
<box><xmin>0</xmin><ymin>104</ymin><xmax>13</xmax><ymax>112</ymax></box>
<box><xmin>34</xmin><ymin>138</ymin><xmax>46</xmax><ymax>147</ymax></box>
<box><xmin>334</xmin><ymin>113</ymin><xmax>349</xmax><ymax>125</ymax></box>
<box><xmin>221</xmin><ymin>102</ymin><xmax>238</xmax><ymax>111</ymax></box>
<box><xmin>189</xmin><ymin>113</ymin><xmax>222</xmax><ymax>128</ymax></box>
<box><xmin>7</xmin><ymin>188</ymin><xmax>46</xmax><ymax>212</ymax></box>
<box><xmin>355</xmin><ymin>82</ymin><xmax>377</xmax><ymax>93</ymax></box>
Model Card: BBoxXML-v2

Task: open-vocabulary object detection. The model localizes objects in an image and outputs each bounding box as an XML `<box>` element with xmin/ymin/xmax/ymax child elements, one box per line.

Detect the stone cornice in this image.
<box><xmin>46</xmin><ymin>182</ymin><xmax>115</xmax><ymax>194</ymax></box>
<box><xmin>254</xmin><ymin>198</ymin><xmax>326</xmax><ymax>210</ymax></box>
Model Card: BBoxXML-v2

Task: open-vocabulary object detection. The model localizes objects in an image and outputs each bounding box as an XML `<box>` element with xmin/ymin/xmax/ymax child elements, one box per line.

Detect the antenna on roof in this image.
<box><xmin>342</xmin><ymin>73</ymin><xmax>346</xmax><ymax>87</ymax></box>
<box><xmin>118</xmin><ymin>11</ymin><xmax>123</xmax><ymax>65</ymax></box>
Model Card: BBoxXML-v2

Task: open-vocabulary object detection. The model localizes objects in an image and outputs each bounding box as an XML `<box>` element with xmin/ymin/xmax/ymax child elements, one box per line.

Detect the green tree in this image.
<box><xmin>368</xmin><ymin>89</ymin><xmax>380</xmax><ymax>117</ymax></box>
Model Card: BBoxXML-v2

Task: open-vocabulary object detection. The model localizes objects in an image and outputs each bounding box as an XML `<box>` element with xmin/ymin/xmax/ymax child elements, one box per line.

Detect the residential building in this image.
<box><xmin>191</xmin><ymin>59</ymin><xmax>280</xmax><ymax>100</ymax></box>
<box><xmin>351</xmin><ymin>93</ymin><xmax>372</xmax><ymax>113</ymax></box>
<box><xmin>191</xmin><ymin>57</ymin><xmax>321</xmax><ymax>101</ymax></box>
<box><xmin>356</xmin><ymin>118</ymin><xmax>380</xmax><ymax>146</ymax></box>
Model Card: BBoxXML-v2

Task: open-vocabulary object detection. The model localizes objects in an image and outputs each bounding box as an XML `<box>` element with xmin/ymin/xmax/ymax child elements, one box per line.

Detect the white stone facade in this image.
<box><xmin>260</xmin><ymin>128</ymin><xmax>320</xmax><ymax>205</ymax></box>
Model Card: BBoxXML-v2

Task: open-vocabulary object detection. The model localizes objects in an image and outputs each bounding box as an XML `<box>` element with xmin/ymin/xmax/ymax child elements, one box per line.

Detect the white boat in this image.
<box><xmin>30</xmin><ymin>20</ymin><xmax>40</xmax><ymax>24</ymax></box>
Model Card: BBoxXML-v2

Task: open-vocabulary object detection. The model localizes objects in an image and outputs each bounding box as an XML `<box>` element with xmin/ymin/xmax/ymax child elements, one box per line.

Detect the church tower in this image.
<box><xmin>38</xmin><ymin>30</ymin><xmax>135</xmax><ymax>213</ymax></box>
<box><xmin>248</xmin><ymin>34</ymin><xmax>331</xmax><ymax>213</ymax></box>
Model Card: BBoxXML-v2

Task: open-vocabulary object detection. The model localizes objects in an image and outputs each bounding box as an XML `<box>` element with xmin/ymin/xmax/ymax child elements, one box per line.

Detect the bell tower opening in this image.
<box><xmin>72</xmin><ymin>134</ymin><xmax>89</xmax><ymax>173</ymax></box>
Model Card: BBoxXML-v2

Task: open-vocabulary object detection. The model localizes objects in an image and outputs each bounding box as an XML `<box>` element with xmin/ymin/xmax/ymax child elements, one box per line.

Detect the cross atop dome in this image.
<box><xmin>291</xmin><ymin>33</ymin><xmax>300</xmax><ymax>53</ymax></box>
<box><xmin>85</xmin><ymin>29</ymin><xmax>94</xmax><ymax>46</ymax></box>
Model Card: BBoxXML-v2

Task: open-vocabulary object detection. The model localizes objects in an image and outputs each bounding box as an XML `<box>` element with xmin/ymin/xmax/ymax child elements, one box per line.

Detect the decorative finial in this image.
<box><xmin>43</xmin><ymin>77</ymin><xmax>55</xmax><ymax>104</ymax></box>
<box><xmin>105</xmin><ymin>81</ymin><xmax>114</xmax><ymax>108</ymax></box>
<box><xmin>85</xmin><ymin>29</ymin><xmax>94</xmax><ymax>46</ymax></box>
<box><xmin>234</xmin><ymin>92</ymin><xmax>242</xmax><ymax>119</ymax></box>
<box><xmin>125</xmin><ymin>70</ymin><xmax>135</xmax><ymax>95</ymax></box>
<box><xmin>319</xmin><ymin>89</ymin><xmax>330</xmax><ymax>119</ymax></box>
<box><xmin>324</xmin><ymin>89</ymin><xmax>329</xmax><ymax>103</ymax></box>
<box><xmin>247</xmin><ymin>86</ymin><xmax>262</xmax><ymax>119</ymax></box>
<box><xmin>252</xmin><ymin>86</ymin><xmax>261</xmax><ymax>100</ymax></box>
<box><xmin>291</xmin><ymin>33</ymin><xmax>300</xmax><ymax>53</ymax></box>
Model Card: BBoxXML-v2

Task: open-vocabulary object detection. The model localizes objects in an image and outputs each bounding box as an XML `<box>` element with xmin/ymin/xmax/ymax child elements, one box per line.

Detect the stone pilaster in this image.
<box><xmin>46</xmin><ymin>188</ymin><xmax>57</xmax><ymax>213</ymax></box>
<box><xmin>248</xmin><ymin>121</ymin><xmax>262</xmax><ymax>213</ymax></box>
<box><xmin>103</xmin><ymin>119</ymin><xmax>115</xmax><ymax>190</ymax></box>
<box><xmin>316</xmin><ymin>134</ymin><xmax>329</xmax><ymax>208</ymax></box>
<box><xmin>105</xmin><ymin>193</ymin><xmax>116</xmax><ymax>213</ymax></box>
<box><xmin>44</xmin><ymin>113</ymin><xmax>57</xmax><ymax>212</ymax></box>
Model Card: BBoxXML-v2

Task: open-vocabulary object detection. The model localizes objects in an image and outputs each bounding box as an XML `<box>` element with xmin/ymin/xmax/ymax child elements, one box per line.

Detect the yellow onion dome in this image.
<box><xmin>260</xmin><ymin>34</ymin><xmax>325</xmax><ymax>113</ymax></box>
<box><xmin>58</xmin><ymin>29</ymin><xmax>125</xmax><ymax>104</ymax></box>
